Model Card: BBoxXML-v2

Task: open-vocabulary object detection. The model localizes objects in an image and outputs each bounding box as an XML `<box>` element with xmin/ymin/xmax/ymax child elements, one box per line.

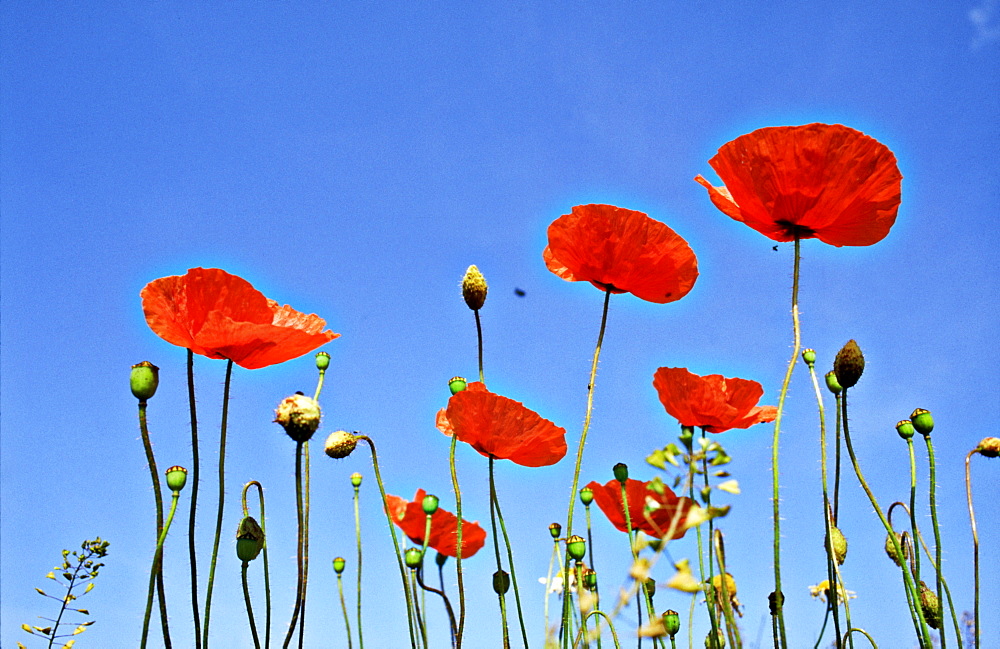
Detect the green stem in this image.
<box><xmin>965</xmin><ymin>451</ymin><xmax>980</xmax><ymax>649</ymax></box>
<box><xmin>618</xmin><ymin>481</ymin><xmax>658</xmax><ymax>642</ymax></box>
<box><xmin>584</xmin><ymin>503</ymin><xmax>602</xmax><ymax>649</ymax></box>
<box><xmin>574</xmin><ymin>611</ymin><xmax>621</xmax><ymax>649</ymax></box>
<box><xmin>187</xmin><ymin>349</ymin><xmax>202</xmax><ymax>649</ymax></box>
<box><xmin>410</xmin><ymin>568</ymin><xmax>427</xmax><ymax>648</ymax></box>
<box><xmin>489</xmin><ymin>457</ymin><xmax>511</xmax><ymax>649</ymax></box>
<box><xmin>416</xmin><ymin>566</ymin><xmax>457</xmax><ymax>648</ymax></box>
<box><xmin>283</xmin><ymin>441</ymin><xmax>305</xmax><ymax>649</ymax></box>
<box><xmin>843</xmin><ymin>628</ymin><xmax>879</xmax><ymax>648</ymax></box>
<box><xmin>833</xmin><ymin>392</ymin><xmax>842</xmax><ymax>525</ymax></box>
<box><xmin>544</xmin><ymin>538</ymin><xmax>559</xmax><ymax>641</ymax></box>
<box><xmin>448</xmin><ymin>435</ymin><xmax>465</xmax><ymax>649</ymax></box>
<box><xmin>907</xmin><ymin>439</ymin><xmax>921</xmax><ymax>589</ymax></box>
<box><xmin>354</xmin><ymin>479</ymin><xmax>365</xmax><ymax>649</ymax></box>
<box><xmin>203</xmin><ymin>358</ymin><xmax>234</xmax><ymax>649</ymax></box>
<box><xmin>137</xmin><ymin>400</ymin><xmax>172</xmax><ymax>648</ymax></box>
<box><xmin>924</xmin><ymin>434</ymin><xmax>948</xmax><ymax>648</ymax></box>
<box><xmin>242</xmin><ymin>481</ymin><xmax>271</xmax><ymax>649</ymax></box>
<box><xmin>298</xmin><ymin>441</ymin><xmax>311</xmax><ymax>649</ymax></box>
<box><xmin>713</xmin><ymin>531</ymin><xmax>740</xmax><ymax>649</ymax></box>
<box><xmin>337</xmin><ymin>572</ymin><xmax>353</xmax><ymax>649</ymax></box>
<box><xmin>492</xmin><ymin>475</ymin><xmax>530</xmax><ymax>648</ymax></box>
<box><xmin>242</xmin><ymin>561</ymin><xmax>262</xmax><ymax>649</ymax></box>
<box><xmin>474</xmin><ymin>309</ymin><xmax>484</xmax><ymax>383</ymax></box>
<box><xmin>142</xmin><ymin>490</ymin><xmax>181</xmax><ymax>649</ymax></box>
<box><xmin>700</xmin><ymin>433</ymin><xmax>721</xmax><ymax>649</ymax></box>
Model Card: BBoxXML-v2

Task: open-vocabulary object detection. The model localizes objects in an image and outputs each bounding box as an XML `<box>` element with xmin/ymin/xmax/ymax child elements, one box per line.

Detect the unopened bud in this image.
<box><xmin>236</xmin><ymin>516</ymin><xmax>265</xmax><ymax>563</ymax></box>
<box><xmin>422</xmin><ymin>494</ymin><xmax>439</xmax><ymax>515</ymax></box>
<box><xmin>885</xmin><ymin>531</ymin><xmax>910</xmax><ymax>567</ymax></box>
<box><xmin>919</xmin><ymin>581</ymin><xmax>941</xmax><ymax>629</ymax></box>
<box><xmin>977</xmin><ymin>437</ymin><xmax>1000</xmax><ymax>458</ymax></box>
<box><xmin>462</xmin><ymin>265</ymin><xmax>488</xmax><ymax>311</ymax></box>
<box><xmin>613</xmin><ymin>462</ymin><xmax>629</xmax><ymax>484</ymax></box>
<box><xmin>493</xmin><ymin>569</ymin><xmax>510</xmax><ymax>594</ymax></box>
<box><xmin>275</xmin><ymin>393</ymin><xmax>321</xmax><ymax>442</ymax></box>
<box><xmin>324</xmin><ymin>430</ymin><xmax>358</xmax><ymax>459</ymax></box>
<box><xmin>833</xmin><ymin>340</ymin><xmax>864</xmax><ymax>389</ymax></box>
<box><xmin>825</xmin><ymin>526</ymin><xmax>848</xmax><ymax>565</ymax></box>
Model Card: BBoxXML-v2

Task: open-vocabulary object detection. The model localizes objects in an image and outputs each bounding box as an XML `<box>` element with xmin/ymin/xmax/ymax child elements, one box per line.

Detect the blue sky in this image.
<box><xmin>2</xmin><ymin>2</ymin><xmax>998</xmax><ymax>647</ymax></box>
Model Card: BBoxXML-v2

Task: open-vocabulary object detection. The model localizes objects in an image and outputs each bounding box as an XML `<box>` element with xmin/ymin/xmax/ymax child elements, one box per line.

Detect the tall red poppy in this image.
<box><xmin>694</xmin><ymin>123</ymin><xmax>902</xmax><ymax>247</ymax></box>
<box><xmin>141</xmin><ymin>267</ymin><xmax>339</xmax><ymax>369</ymax></box>
<box><xmin>653</xmin><ymin>367</ymin><xmax>777</xmax><ymax>434</ymax></box>
<box><xmin>585</xmin><ymin>478</ymin><xmax>695</xmax><ymax>540</ymax></box>
<box><xmin>436</xmin><ymin>382</ymin><xmax>567</xmax><ymax>467</ymax></box>
<box><xmin>385</xmin><ymin>489</ymin><xmax>487</xmax><ymax>559</ymax></box>
<box><xmin>543</xmin><ymin>204</ymin><xmax>698</xmax><ymax>304</ymax></box>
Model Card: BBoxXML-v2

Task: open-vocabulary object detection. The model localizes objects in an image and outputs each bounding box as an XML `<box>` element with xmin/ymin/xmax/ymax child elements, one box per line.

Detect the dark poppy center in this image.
<box><xmin>775</xmin><ymin>220</ymin><xmax>817</xmax><ymax>240</ymax></box>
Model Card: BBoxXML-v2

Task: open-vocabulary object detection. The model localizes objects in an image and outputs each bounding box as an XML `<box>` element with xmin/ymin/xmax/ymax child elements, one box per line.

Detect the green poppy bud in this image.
<box><xmin>462</xmin><ymin>265</ymin><xmax>488</xmax><ymax>311</ymax></box>
<box><xmin>493</xmin><ymin>569</ymin><xmax>511</xmax><ymax>594</ymax></box>
<box><xmin>644</xmin><ymin>577</ymin><xmax>657</xmax><ymax>598</ymax></box>
<box><xmin>579</xmin><ymin>487</ymin><xmax>594</xmax><ymax>506</ymax></box>
<box><xmin>910</xmin><ymin>408</ymin><xmax>934</xmax><ymax>436</ymax></box>
<box><xmin>613</xmin><ymin>462</ymin><xmax>629</xmax><ymax>484</ymax></box>
<box><xmin>130</xmin><ymin>361</ymin><xmax>160</xmax><ymax>401</ymax></box>
<box><xmin>315</xmin><ymin>351</ymin><xmax>330</xmax><ymax>371</ymax></box>
<box><xmin>275</xmin><ymin>392</ymin><xmax>321</xmax><ymax>443</ymax></box>
<box><xmin>976</xmin><ymin>437</ymin><xmax>1000</xmax><ymax>458</ymax></box>
<box><xmin>324</xmin><ymin>430</ymin><xmax>358</xmax><ymax>459</ymax></box>
<box><xmin>548</xmin><ymin>522</ymin><xmax>562</xmax><ymax>539</ymax></box>
<box><xmin>824</xmin><ymin>370</ymin><xmax>843</xmax><ymax>394</ymax></box>
<box><xmin>825</xmin><ymin>526</ymin><xmax>848</xmax><ymax>565</ymax></box>
<box><xmin>885</xmin><ymin>531</ymin><xmax>910</xmax><ymax>567</ymax></box>
<box><xmin>582</xmin><ymin>568</ymin><xmax>597</xmax><ymax>590</ymax></box>
<box><xmin>404</xmin><ymin>547</ymin><xmax>423</xmax><ymax>569</ymax></box>
<box><xmin>679</xmin><ymin>426</ymin><xmax>695</xmax><ymax>450</ymax></box>
<box><xmin>435</xmin><ymin>552</ymin><xmax>448</xmax><ymax>568</ymax></box>
<box><xmin>895</xmin><ymin>420</ymin><xmax>915</xmax><ymax>440</ymax></box>
<box><xmin>165</xmin><ymin>465</ymin><xmax>188</xmax><ymax>492</ymax></box>
<box><xmin>919</xmin><ymin>581</ymin><xmax>941</xmax><ymax>629</ymax></box>
<box><xmin>236</xmin><ymin>516</ymin><xmax>265</xmax><ymax>563</ymax></box>
<box><xmin>802</xmin><ymin>348</ymin><xmax>816</xmax><ymax>366</ymax></box>
<box><xmin>333</xmin><ymin>557</ymin><xmax>346</xmax><ymax>574</ymax></box>
<box><xmin>449</xmin><ymin>376</ymin><xmax>467</xmax><ymax>395</ymax></box>
<box><xmin>422</xmin><ymin>494</ymin><xmax>439</xmax><ymax>515</ymax></box>
<box><xmin>833</xmin><ymin>340</ymin><xmax>865</xmax><ymax>389</ymax></box>
<box><xmin>566</xmin><ymin>535</ymin><xmax>587</xmax><ymax>562</ymax></box>
<box><xmin>663</xmin><ymin>609</ymin><xmax>680</xmax><ymax>638</ymax></box>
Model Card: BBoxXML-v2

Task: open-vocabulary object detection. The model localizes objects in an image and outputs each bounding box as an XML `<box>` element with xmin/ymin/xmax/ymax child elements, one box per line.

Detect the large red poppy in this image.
<box><xmin>653</xmin><ymin>367</ymin><xmax>777</xmax><ymax>434</ymax></box>
<box><xmin>585</xmin><ymin>478</ymin><xmax>695</xmax><ymax>540</ymax></box>
<box><xmin>543</xmin><ymin>204</ymin><xmax>698</xmax><ymax>304</ymax></box>
<box><xmin>141</xmin><ymin>267</ymin><xmax>339</xmax><ymax>370</ymax></box>
<box><xmin>694</xmin><ymin>123</ymin><xmax>902</xmax><ymax>247</ymax></box>
<box><xmin>385</xmin><ymin>489</ymin><xmax>487</xmax><ymax>559</ymax></box>
<box><xmin>436</xmin><ymin>382</ymin><xmax>567</xmax><ymax>467</ymax></box>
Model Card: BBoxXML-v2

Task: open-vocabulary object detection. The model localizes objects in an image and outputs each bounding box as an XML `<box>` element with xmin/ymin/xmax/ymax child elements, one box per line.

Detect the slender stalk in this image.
<box><xmin>906</xmin><ymin>439</ymin><xmax>921</xmax><ymax>589</ymax></box>
<box><xmin>243</xmin><ymin>481</ymin><xmax>271</xmax><ymax>649</ymax></box>
<box><xmin>700</xmin><ymin>434</ymin><xmax>722</xmax><ymax>649</ymax></box>
<box><xmin>965</xmin><ymin>451</ymin><xmax>980</xmax><ymax>649</ymax></box>
<box><xmin>187</xmin><ymin>349</ymin><xmax>202</xmax><ymax>649</ymax></box>
<box><xmin>584</xmin><ymin>502</ymin><xmax>602</xmax><ymax>649</ymax></box>
<box><xmin>298</xmin><ymin>441</ymin><xmax>311</xmax><ymax>649</ymax></box>
<box><xmin>410</xmin><ymin>569</ymin><xmax>427</xmax><ymax>649</ymax></box>
<box><xmin>833</xmin><ymin>391</ymin><xmax>842</xmax><ymax>525</ymax></box>
<box><xmin>242</xmin><ymin>561</ymin><xmax>262</xmax><ymax>649</ymax></box>
<box><xmin>203</xmin><ymin>359</ymin><xmax>234</xmax><ymax>648</ymax></box>
<box><xmin>489</xmin><ymin>458</ymin><xmax>511</xmax><ymax>649</ymax></box>
<box><xmin>141</xmin><ymin>489</ymin><xmax>181</xmax><ymax>649</ymax></box>
<box><xmin>492</xmin><ymin>476</ymin><xmax>530</xmax><ymax>647</ymax></box>
<box><xmin>354</xmin><ymin>477</ymin><xmax>365</xmax><ymax>649</ymax></box>
<box><xmin>283</xmin><ymin>441</ymin><xmax>305</xmax><ymax>649</ymax></box>
<box><xmin>337</xmin><ymin>570</ymin><xmax>353</xmax><ymax>649</ymax></box>
<box><xmin>618</xmin><ymin>481</ymin><xmax>659</xmax><ymax>641</ymax></box>
<box><xmin>416</xmin><ymin>566</ymin><xmax>457</xmax><ymax>648</ymax></box>
<box><xmin>474</xmin><ymin>309</ymin><xmax>485</xmax><ymax>383</ymax></box>
<box><xmin>137</xmin><ymin>399</ymin><xmax>172</xmax><ymax>647</ymax></box>
<box><xmin>544</xmin><ymin>538</ymin><xmax>559</xmax><ymax>640</ymax></box>
<box><xmin>923</xmin><ymin>434</ymin><xmax>948</xmax><ymax>648</ymax></box>
<box><xmin>843</xmin><ymin>628</ymin><xmax>879</xmax><ymax>648</ymax></box>
<box><xmin>713</xmin><ymin>531</ymin><xmax>740</xmax><ymax>649</ymax></box>
<box><xmin>574</xmin><ymin>611</ymin><xmax>622</xmax><ymax>649</ymax></box>
<box><xmin>770</xmin><ymin>236</ymin><xmax>801</xmax><ymax>649</ymax></box>
<box><xmin>449</xmin><ymin>435</ymin><xmax>466</xmax><ymax>649</ymax></box>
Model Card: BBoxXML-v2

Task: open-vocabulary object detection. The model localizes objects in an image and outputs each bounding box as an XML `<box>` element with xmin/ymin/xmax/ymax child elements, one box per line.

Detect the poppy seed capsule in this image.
<box><xmin>275</xmin><ymin>393</ymin><xmax>321</xmax><ymax>442</ymax></box>
<box><xmin>910</xmin><ymin>408</ymin><xmax>934</xmax><ymax>436</ymax></box>
<box><xmin>977</xmin><ymin>437</ymin><xmax>1000</xmax><ymax>458</ymax></box>
<box><xmin>583</xmin><ymin>568</ymin><xmax>598</xmax><ymax>590</ymax></box>
<box><xmin>315</xmin><ymin>351</ymin><xmax>330</xmax><ymax>371</ymax></box>
<box><xmin>404</xmin><ymin>547</ymin><xmax>423</xmax><ymax>569</ymax></box>
<box><xmin>663</xmin><ymin>609</ymin><xmax>680</xmax><ymax>638</ymax></box>
<box><xmin>350</xmin><ymin>472</ymin><xmax>363</xmax><ymax>487</ymax></box>
<box><xmin>833</xmin><ymin>340</ymin><xmax>865</xmax><ymax>389</ymax></box>
<box><xmin>567</xmin><ymin>535</ymin><xmax>587</xmax><ymax>562</ymax></box>
<box><xmin>333</xmin><ymin>557</ymin><xmax>346</xmax><ymax>574</ymax></box>
<box><xmin>802</xmin><ymin>348</ymin><xmax>816</xmax><ymax>366</ymax></box>
<box><xmin>548</xmin><ymin>522</ymin><xmax>562</xmax><ymax>539</ymax></box>
<box><xmin>824</xmin><ymin>370</ymin><xmax>843</xmax><ymax>394</ymax></box>
<box><xmin>236</xmin><ymin>516</ymin><xmax>264</xmax><ymax>563</ymax></box>
<box><xmin>579</xmin><ymin>487</ymin><xmax>594</xmax><ymax>506</ymax></box>
<box><xmin>613</xmin><ymin>462</ymin><xmax>629</xmax><ymax>484</ymax></box>
<box><xmin>448</xmin><ymin>376</ymin><xmax>467</xmax><ymax>395</ymax></box>
<box><xmin>422</xmin><ymin>494</ymin><xmax>439</xmax><ymax>515</ymax></box>
<box><xmin>165</xmin><ymin>466</ymin><xmax>188</xmax><ymax>492</ymax></box>
<box><xmin>325</xmin><ymin>431</ymin><xmax>358</xmax><ymax>459</ymax></box>
<box><xmin>130</xmin><ymin>361</ymin><xmax>160</xmax><ymax>401</ymax></box>
<box><xmin>825</xmin><ymin>526</ymin><xmax>848</xmax><ymax>565</ymax></box>
<box><xmin>462</xmin><ymin>265</ymin><xmax>488</xmax><ymax>311</ymax></box>
<box><xmin>919</xmin><ymin>581</ymin><xmax>941</xmax><ymax>629</ymax></box>
<box><xmin>896</xmin><ymin>420</ymin><xmax>915</xmax><ymax>440</ymax></box>
<box><xmin>492</xmin><ymin>569</ymin><xmax>511</xmax><ymax>594</ymax></box>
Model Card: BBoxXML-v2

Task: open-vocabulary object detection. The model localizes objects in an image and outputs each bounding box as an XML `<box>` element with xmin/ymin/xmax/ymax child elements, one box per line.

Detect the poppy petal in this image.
<box><xmin>385</xmin><ymin>489</ymin><xmax>487</xmax><ymax>559</ymax></box>
<box><xmin>653</xmin><ymin>367</ymin><xmax>776</xmax><ymax>434</ymax></box>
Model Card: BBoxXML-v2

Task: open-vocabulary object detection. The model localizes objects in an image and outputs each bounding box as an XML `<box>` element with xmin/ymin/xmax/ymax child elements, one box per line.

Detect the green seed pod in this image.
<box><xmin>462</xmin><ymin>265</ymin><xmax>488</xmax><ymax>311</ymax></box>
<box><xmin>579</xmin><ymin>487</ymin><xmax>594</xmax><ymax>506</ymax></box>
<box><xmin>824</xmin><ymin>370</ymin><xmax>843</xmax><ymax>394</ymax></box>
<box><xmin>802</xmin><ymin>348</ymin><xmax>817</xmax><ymax>366</ymax></box>
<box><xmin>566</xmin><ymin>535</ymin><xmax>587</xmax><ymax>562</ymax></box>
<box><xmin>919</xmin><ymin>581</ymin><xmax>941</xmax><ymax>629</ymax></box>
<box><xmin>324</xmin><ymin>430</ymin><xmax>359</xmax><ymax>459</ymax></box>
<box><xmin>825</xmin><ymin>526</ymin><xmax>848</xmax><ymax>565</ymax></box>
<box><xmin>833</xmin><ymin>340</ymin><xmax>865</xmax><ymax>389</ymax></box>
<box><xmin>705</xmin><ymin>628</ymin><xmax>726</xmax><ymax>648</ymax></box>
<box><xmin>275</xmin><ymin>392</ymin><xmax>321</xmax><ymax>442</ymax></box>
<box><xmin>582</xmin><ymin>568</ymin><xmax>597</xmax><ymax>591</ymax></box>
<box><xmin>236</xmin><ymin>516</ymin><xmax>265</xmax><ymax>563</ymax></box>
<box><xmin>435</xmin><ymin>552</ymin><xmax>448</xmax><ymax>568</ymax></box>
<box><xmin>613</xmin><ymin>462</ymin><xmax>629</xmax><ymax>484</ymax></box>
<box><xmin>885</xmin><ymin>531</ymin><xmax>910</xmax><ymax>567</ymax></box>
<box><xmin>492</xmin><ymin>569</ymin><xmax>511</xmax><ymax>594</ymax></box>
<box><xmin>404</xmin><ymin>548</ymin><xmax>423</xmax><ymax>569</ymax></box>
<box><xmin>130</xmin><ymin>361</ymin><xmax>160</xmax><ymax>401</ymax></box>
<box><xmin>350</xmin><ymin>472</ymin><xmax>363</xmax><ymax>487</ymax></box>
<box><xmin>165</xmin><ymin>466</ymin><xmax>188</xmax><ymax>492</ymax></box>
<box><xmin>548</xmin><ymin>522</ymin><xmax>562</xmax><ymax>539</ymax></box>
<box><xmin>895</xmin><ymin>420</ymin><xmax>915</xmax><ymax>440</ymax></box>
<box><xmin>910</xmin><ymin>408</ymin><xmax>934</xmax><ymax>436</ymax></box>
<box><xmin>977</xmin><ymin>437</ymin><xmax>1000</xmax><ymax>458</ymax></box>
<box><xmin>333</xmin><ymin>557</ymin><xmax>346</xmax><ymax>574</ymax></box>
<box><xmin>315</xmin><ymin>351</ymin><xmax>330</xmax><ymax>371</ymax></box>
<box><xmin>448</xmin><ymin>376</ymin><xmax>467</xmax><ymax>395</ymax></box>
<box><xmin>644</xmin><ymin>577</ymin><xmax>657</xmax><ymax>598</ymax></box>
<box><xmin>422</xmin><ymin>494</ymin><xmax>439</xmax><ymax>515</ymax></box>
<box><xmin>663</xmin><ymin>609</ymin><xmax>680</xmax><ymax>638</ymax></box>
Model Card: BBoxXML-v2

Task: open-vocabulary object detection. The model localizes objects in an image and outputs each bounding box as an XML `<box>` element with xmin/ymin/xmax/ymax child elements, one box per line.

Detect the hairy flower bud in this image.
<box><xmin>493</xmin><ymin>569</ymin><xmax>511</xmax><ymax>594</ymax></box>
<box><xmin>275</xmin><ymin>392</ymin><xmax>321</xmax><ymax>442</ymax></box>
<box><xmin>325</xmin><ymin>430</ymin><xmax>359</xmax><ymax>459</ymax></box>
<box><xmin>825</xmin><ymin>526</ymin><xmax>848</xmax><ymax>565</ymax></box>
<box><xmin>833</xmin><ymin>340</ymin><xmax>865</xmax><ymax>389</ymax></box>
<box><xmin>462</xmin><ymin>265</ymin><xmax>488</xmax><ymax>310</ymax></box>
<box><xmin>130</xmin><ymin>361</ymin><xmax>160</xmax><ymax>401</ymax></box>
<box><xmin>977</xmin><ymin>437</ymin><xmax>1000</xmax><ymax>458</ymax></box>
<box><xmin>236</xmin><ymin>516</ymin><xmax>265</xmax><ymax>563</ymax></box>
<box><xmin>919</xmin><ymin>581</ymin><xmax>941</xmax><ymax>629</ymax></box>
<box><xmin>885</xmin><ymin>531</ymin><xmax>910</xmax><ymax>567</ymax></box>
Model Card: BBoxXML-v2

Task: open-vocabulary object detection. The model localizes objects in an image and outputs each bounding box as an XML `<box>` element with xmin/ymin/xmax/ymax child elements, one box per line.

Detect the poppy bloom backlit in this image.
<box><xmin>585</xmin><ymin>478</ymin><xmax>695</xmax><ymax>540</ymax></box>
<box><xmin>141</xmin><ymin>267</ymin><xmax>339</xmax><ymax>369</ymax></box>
<box><xmin>436</xmin><ymin>382</ymin><xmax>567</xmax><ymax>467</ymax></box>
<box><xmin>385</xmin><ymin>489</ymin><xmax>487</xmax><ymax>559</ymax></box>
<box><xmin>653</xmin><ymin>367</ymin><xmax>777</xmax><ymax>434</ymax></box>
<box><xmin>695</xmin><ymin>123</ymin><xmax>902</xmax><ymax>247</ymax></box>
<box><xmin>543</xmin><ymin>204</ymin><xmax>698</xmax><ymax>304</ymax></box>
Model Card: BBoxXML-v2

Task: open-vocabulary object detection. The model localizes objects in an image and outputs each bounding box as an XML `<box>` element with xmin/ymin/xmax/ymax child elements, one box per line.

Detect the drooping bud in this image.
<box><xmin>824</xmin><ymin>370</ymin><xmax>843</xmax><ymax>394</ymax></box>
<box><xmin>566</xmin><ymin>535</ymin><xmax>587</xmax><ymax>562</ymax></box>
<box><xmin>275</xmin><ymin>393</ymin><xmax>321</xmax><ymax>442</ymax></box>
<box><xmin>462</xmin><ymin>265</ymin><xmax>488</xmax><ymax>311</ymax></box>
<box><xmin>350</xmin><ymin>472</ymin><xmax>363</xmax><ymax>487</ymax></box>
<box><xmin>404</xmin><ymin>547</ymin><xmax>423</xmax><ymax>569</ymax></box>
<box><xmin>613</xmin><ymin>462</ymin><xmax>629</xmax><ymax>484</ymax></box>
<box><xmin>333</xmin><ymin>557</ymin><xmax>346</xmax><ymax>574</ymax></box>
<box><xmin>910</xmin><ymin>408</ymin><xmax>934</xmax><ymax>436</ymax></box>
<box><xmin>896</xmin><ymin>420</ymin><xmax>915</xmax><ymax>440</ymax></box>
<box><xmin>422</xmin><ymin>494</ymin><xmax>439</xmax><ymax>515</ymax></box>
<box><xmin>579</xmin><ymin>487</ymin><xmax>594</xmax><ymax>506</ymax></box>
<box><xmin>492</xmin><ymin>569</ymin><xmax>511</xmax><ymax>594</ymax></box>
<box><xmin>802</xmin><ymin>348</ymin><xmax>816</xmax><ymax>366</ymax></box>
<box><xmin>548</xmin><ymin>522</ymin><xmax>562</xmax><ymax>539</ymax></box>
<box><xmin>448</xmin><ymin>376</ymin><xmax>467</xmax><ymax>394</ymax></box>
<box><xmin>236</xmin><ymin>516</ymin><xmax>265</xmax><ymax>563</ymax></box>
<box><xmin>324</xmin><ymin>430</ymin><xmax>359</xmax><ymax>459</ymax></box>
<box><xmin>663</xmin><ymin>610</ymin><xmax>680</xmax><ymax>638</ymax></box>
<box><xmin>833</xmin><ymin>340</ymin><xmax>865</xmax><ymax>389</ymax></box>
<box><xmin>919</xmin><ymin>581</ymin><xmax>941</xmax><ymax>629</ymax></box>
<box><xmin>165</xmin><ymin>466</ymin><xmax>188</xmax><ymax>492</ymax></box>
<box><xmin>315</xmin><ymin>351</ymin><xmax>330</xmax><ymax>371</ymax></box>
<box><xmin>885</xmin><ymin>531</ymin><xmax>910</xmax><ymax>567</ymax></box>
<box><xmin>825</xmin><ymin>526</ymin><xmax>848</xmax><ymax>565</ymax></box>
<box><xmin>976</xmin><ymin>437</ymin><xmax>1000</xmax><ymax>458</ymax></box>
<box><xmin>130</xmin><ymin>361</ymin><xmax>160</xmax><ymax>401</ymax></box>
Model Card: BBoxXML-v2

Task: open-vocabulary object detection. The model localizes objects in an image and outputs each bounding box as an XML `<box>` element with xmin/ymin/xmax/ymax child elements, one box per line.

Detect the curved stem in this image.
<box><xmin>573</xmin><ymin>610</ymin><xmax>621</xmax><ymax>649</ymax></box>
<box><xmin>187</xmin><ymin>349</ymin><xmax>202</xmax><ymax>649</ymax></box>
<box><xmin>242</xmin><ymin>561</ymin><xmax>262</xmax><ymax>649</ymax></box>
<box><xmin>416</xmin><ymin>566</ymin><xmax>457</xmax><ymax>648</ymax></box>
<box><xmin>203</xmin><ymin>358</ymin><xmax>234</xmax><ymax>649</ymax></box>
<box><xmin>492</xmin><ymin>475</ymin><xmax>530</xmax><ymax>648</ymax></box>
<box><xmin>243</xmin><ymin>481</ymin><xmax>270</xmax><ymax>649</ymax></box>
<box><xmin>137</xmin><ymin>400</ymin><xmax>172</xmax><ymax>647</ymax></box>
<box><xmin>965</xmin><ymin>451</ymin><xmax>980</xmax><ymax>649</ymax></box>
<box><xmin>354</xmin><ymin>480</ymin><xmax>365</xmax><ymax>649</ymax></box>
<box><xmin>842</xmin><ymin>628</ymin><xmax>879</xmax><ymax>649</ymax></box>
<box><xmin>141</xmin><ymin>491</ymin><xmax>181</xmax><ymax>649</ymax></box>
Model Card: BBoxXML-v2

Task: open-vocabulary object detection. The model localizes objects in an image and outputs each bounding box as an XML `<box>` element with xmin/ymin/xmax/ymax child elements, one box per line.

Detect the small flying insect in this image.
<box><xmin>772</xmin><ymin>245</ymin><xmax>779</xmax><ymax>251</ymax></box>
<box><xmin>514</xmin><ymin>288</ymin><xmax>526</xmax><ymax>297</ymax></box>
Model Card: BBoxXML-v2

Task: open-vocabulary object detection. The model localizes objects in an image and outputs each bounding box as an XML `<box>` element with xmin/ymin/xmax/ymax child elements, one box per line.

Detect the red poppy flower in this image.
<box><xmin>694</xmin><ymin>123</ymin><xmax>902</xmax><ymax>247</ymax></box>
<box><xmin>385</xmin><ymin>489</ymin><xmax>487</xmax><ymax>559</ymax></box>
<box><xmin>585</xmin><ymin>478</ymin><xmax>695</xmax><ymax>540</ymax></box>
<box><xmin>436</xmin><ymin>382</ymin><xmax>567</xmax><ymax>467</ymax></box>
<box><xmin>543</xmin><ymin>204</ymin><xmax>698</xmax><ymax>304</ymax></box>
<box><xmin>141</xmin><ymin>267</ymin><xmax>339</xmax><ymax>370</ymax></box>
<box><xmin>653</xmin><ymin>367</ymin><xmax>777</xmax><ymax>434</ymax></box>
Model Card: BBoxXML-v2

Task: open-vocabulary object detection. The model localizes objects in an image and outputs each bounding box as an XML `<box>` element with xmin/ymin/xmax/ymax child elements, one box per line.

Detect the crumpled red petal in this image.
<box><xmin>653</xmin><ymin>367</ymin><xmax>777</xmax><ymax>434</ymax></box>
<box><xmin>385</xmin><ymin>489</ymin><xmax>487</xmax><ymax>559</ymax></box>
<box><xmin>585</xmin><ymin>478</ymin><xmax>695</xmax><ymax>540</ymax></box>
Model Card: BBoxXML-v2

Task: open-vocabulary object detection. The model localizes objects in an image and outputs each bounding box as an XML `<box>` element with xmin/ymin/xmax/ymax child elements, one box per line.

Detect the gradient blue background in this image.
<box><xmin>2</xmin><ymin>2</ymin><xmax>997</xmax><ymax>647</ymax></box>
